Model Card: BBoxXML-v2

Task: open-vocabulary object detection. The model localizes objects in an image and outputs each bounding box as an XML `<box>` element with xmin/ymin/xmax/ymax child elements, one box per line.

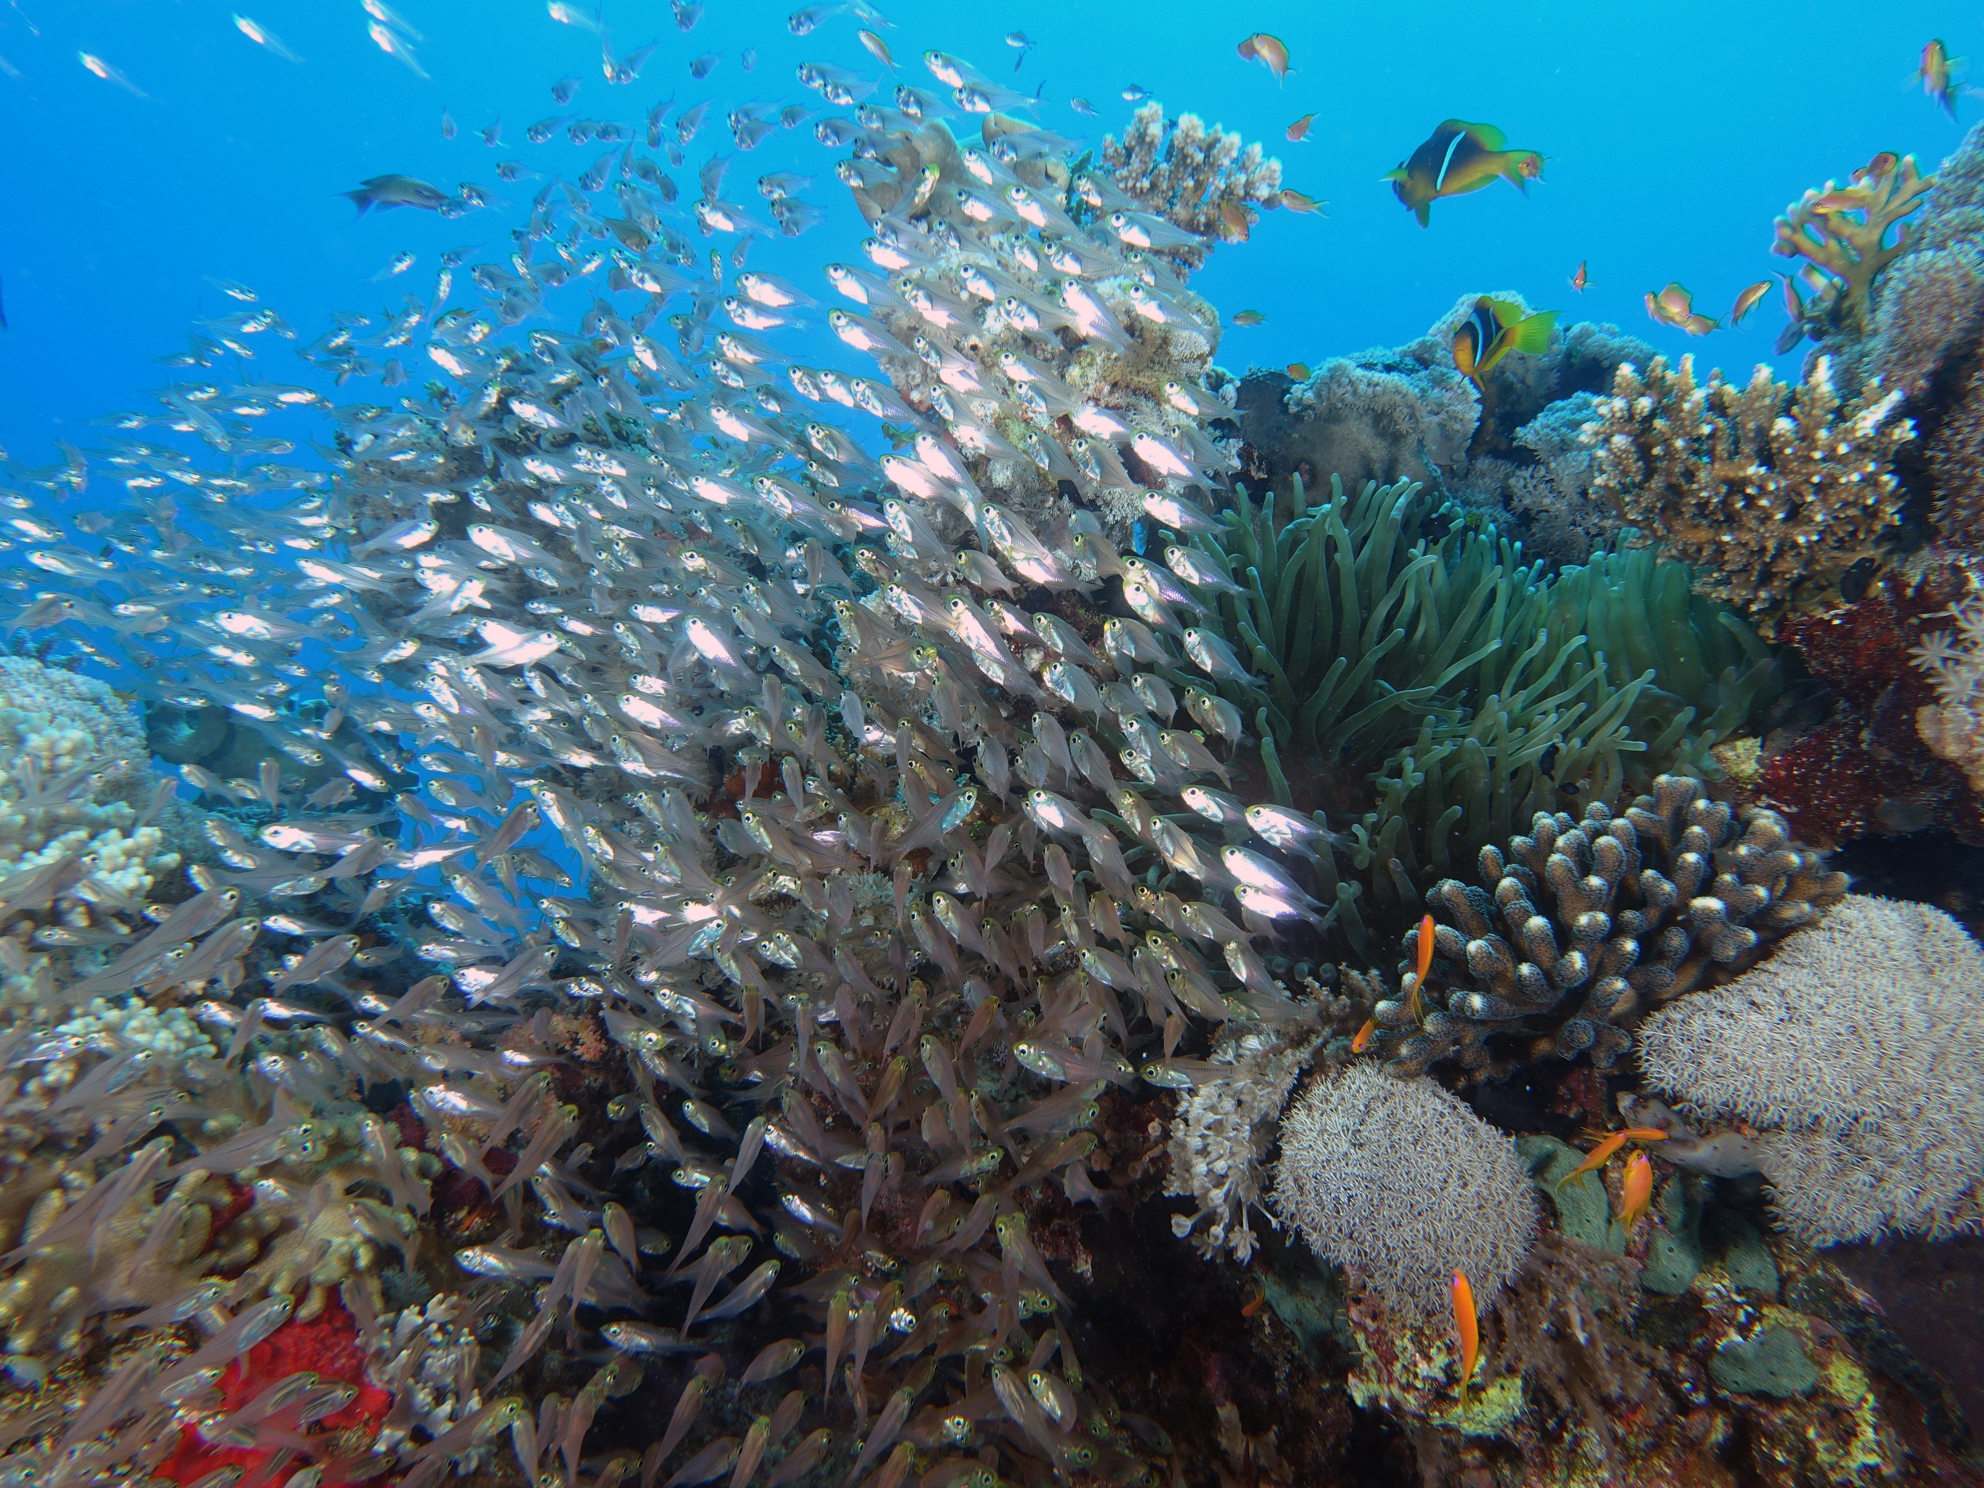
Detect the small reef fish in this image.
<box><xmin>232</xmin><ymin>14</ymin><xmax>303</xmax><ymax>63</ymax></box>
<box><xmin>1917</xmin><ymin>39</ymin><xmax>1962</xmax><ymax>118</ymax></box>
<box><xmin>1230</xmin><ymin>309</ymin><xmax>1265</xmax><ymax>327</ymax></box>
<box><xmin>1451</xmin><ymin>1272</ymin><xmax>1479</xmax><ymax>1407</ymax></box>
<box><xmin>78</xmin><ymin>52</ymin><xmax>146</xmax><ymax>97</ymax></box>
<box><xmin>1285</xmin><ymin>362</ymin><xmax>1310</xmax><ymax>381</ymax></box>
<box><xmin>1451</xmin><ymin>296</ymin><xmax>1558</xmax><ymax>388</ymax></box>
<box><xmin>1570</xmin><ymin>259</ymin><xmax>1588</xmax><ymax>292</ymax></box>
<box><xmin>1618</xmin><ymin>1151</ymin><xmax>1656</xmax><ymax>1230</ymax></box>
<box><xmin>1275</xmin><ymin>189</ymin><xmax>1325</xmax><ymax>213</ymax></box>
<box><xmin>1854</xmin><ymin>150</ymin><xmax>1899</xmax><ymax>184</ymax></box>
<box><xmin>367</xmin><ymin>20</ymin><xmax>430</xmax><ymax>78</ymax></box>
<box><xmin>858</xmin><ymin>29</ymin><xmax>893</xmax><ymax>68</ymax></box>
<box><xmin>1729</xmin><ymin>279</ymin><xmax>1773</xmax><ymax>326</ymax></box>
<box><xmin>342</xmin><ymin>174</ymin><xmax>451</xmax><ymax>214</ymax></box>
<box><xmin>1644</xmin><ymin>280</ymin><xmax>1717</xmax><ymax>335</ymax></box>
<box><xmin>1774</xmin><ymin>272</ymin><xmax>1808</xmax><ymax>354</ymax></box>
<box><xmin>1236</xmin><ymin>32</ymin><xmax>1290</xmax><ymax>82</ymax></box>
<box><xmin>1385</xmin><ymin>119</ymin><xmax>1542</xmax><ymax>227</ymax></box>
<box><xmin>1351</xmin><ymin>1017</ymin><xmax>1375</xmax><ymax>1052</ymax></box>
<box><xmin>1285</xmin><ymin>112</ymin><xmax>1315</xmax><ymax>142</ymax></box>
<box><xmin>1555</xmin><ymin>1126</ymin><xmax>1668</xmax><ymax>1189</ymax></box>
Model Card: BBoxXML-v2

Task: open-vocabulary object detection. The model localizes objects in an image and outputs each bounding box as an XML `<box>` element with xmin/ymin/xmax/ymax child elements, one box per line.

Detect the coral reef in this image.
<box><xmin>1164</xmin><ymin>1024</ymin><xmax>1324</xmax><ymax>1262</ymax></box>
<box><xmin>1585</xmin><ymin>354</ymin><xmax>1912</xmax><ymax>632</ymax></box>
<box><xmin>1099</xmin><ymin>103</ymin><xmax>1284</xmax><ymax>264</ymax></box>
<box><xmin>1774</xmin><ymin>153</ymin><xmax>1935</xmax><ymax>341</ymax></box>
<box><xmin>1638</xmin><ymin>893</ymin><xmax>1984</xmax><ymax>1245</ymax></box>
<box><xmin>1361</xmin><ymin>775</ymin><xmax>1846</xmax><ymax>1080</ymax></box>
<box><xmin>1271</xmin><ymin>1061</ymin><xmax>1539</xmax><ymax>1324</ymax></box>
<box><xmin>1232</xmin><ymin>299</ymin><xmax>1653</xmax><ymax>514</ymax></box>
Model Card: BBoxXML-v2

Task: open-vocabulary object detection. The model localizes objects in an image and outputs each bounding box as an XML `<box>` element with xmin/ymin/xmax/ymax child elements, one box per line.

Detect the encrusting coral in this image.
<box><xmin>1271</xmin><ymin>1060</ymin><xmax>1539</xmax><ymax>1324</ymax></box>
<box><xmin>1637</xmin><ymin>893</ymin><xmax>1984</xmax><ymax>1246</ymax></box>
<box><xmin>1584</xmin><ymin>354</ymin><xmax>1912</xmax><ymax>632</ymax></box>
<box><xmin>1357</xmin><ymin>774</ymin><xmax>1846</xmax><ymax>1080</ymax></box>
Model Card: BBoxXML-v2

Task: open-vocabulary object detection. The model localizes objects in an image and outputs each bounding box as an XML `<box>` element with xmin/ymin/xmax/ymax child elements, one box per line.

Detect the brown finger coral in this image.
<box><xmin>1361</xmin><ymin>775</ymin><xmax>1846</xmax><ymax>1081</ymax></box>
<box><xmin>1584</xmin><ymin>354</ymin><xmax>1912</xmax><ymax>632</ymax></box>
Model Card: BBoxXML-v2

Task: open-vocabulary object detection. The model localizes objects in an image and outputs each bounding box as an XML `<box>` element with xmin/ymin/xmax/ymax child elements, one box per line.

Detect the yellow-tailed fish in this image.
<box><xmin>1451</xmin><ymin>296</ymin><xmax>1558</xmax><ymax>388</ymax></box>
<box><xmin>1385</xmin><ymin>119</ymin><xmax>1543</xmax><ymax>227</ymax></box>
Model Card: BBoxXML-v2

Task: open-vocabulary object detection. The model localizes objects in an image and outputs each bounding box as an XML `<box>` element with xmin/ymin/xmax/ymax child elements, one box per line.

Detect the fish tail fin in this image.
<box><xmin>1512</xmin><ymin>311</ymin><xmax>1559</xmax><ymax>355</ymax></box>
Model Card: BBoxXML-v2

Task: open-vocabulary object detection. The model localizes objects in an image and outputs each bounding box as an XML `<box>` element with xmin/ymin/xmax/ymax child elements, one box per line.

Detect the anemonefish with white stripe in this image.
<box><xmin>1452</xmin><ymin>296</ymin><xmax>1559</xmax><ymax>388</ymax></box>
<box><xmin>1385</xmin><ymin>119</ymin><xmax>1544</xmax><ymax>227</ymax></box>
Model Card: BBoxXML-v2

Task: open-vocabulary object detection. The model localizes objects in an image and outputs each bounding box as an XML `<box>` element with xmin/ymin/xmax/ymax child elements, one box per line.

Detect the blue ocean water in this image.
<box><xmin>0</xmin><ymin>0</ymin><xmax>1966</xmax><ymax>463</ymax></box>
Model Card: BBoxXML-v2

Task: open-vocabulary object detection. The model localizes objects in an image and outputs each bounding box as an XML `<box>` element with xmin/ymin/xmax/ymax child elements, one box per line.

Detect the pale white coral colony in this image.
<box><xmin>1638</xmin><ymin>894</ymin><xmax>1984</xmax><ymax>1245</ymax></box>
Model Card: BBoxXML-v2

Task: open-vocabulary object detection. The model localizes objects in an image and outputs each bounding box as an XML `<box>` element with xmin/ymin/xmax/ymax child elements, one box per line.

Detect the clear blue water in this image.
<box><xmin>0</xmin><ymin>0</ymin><xmax>1967</xmax><ymax>464</ymax></box>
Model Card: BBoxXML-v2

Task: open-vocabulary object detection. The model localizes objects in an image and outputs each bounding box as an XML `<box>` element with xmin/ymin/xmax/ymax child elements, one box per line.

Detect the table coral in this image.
<box><xmin>1585</xmin><ymin>354</ymin><xmax>1912</xmax><ymax>632</ymax></box>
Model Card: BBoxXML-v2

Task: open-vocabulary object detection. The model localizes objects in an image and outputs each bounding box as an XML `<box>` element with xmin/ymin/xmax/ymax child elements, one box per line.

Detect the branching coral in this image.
<box><xmin>1910</xmin><ymin>594</ymin><xmax>1984</xmax><ymax>791</ymax></box>
<box><xmin>1774</xmin><ymin>153</ymin><xmax>1934</xmax><ymax>340</ymax></box>
<box><xmin>1163</xmin><ymin>1022</ymin><xmax>1327</xmax><ymax>1262</ymax></box>
<box><xmin>1099</xmin><ymin>103</ymin><xmax>1283</xmax><ymax>263</ymax></box>
<box><xmin>1585</xmin><ymin>354</ymin><xmax>1912</xmax><ymax>631</ymax></box>
<box><xmin>1361</xmin><ymin>774</ymin><xmax>1846</xmax><ymax>1080</ymax></box>
<box><xmin>1638</xmin><ymin>893</ymin><xmax>1984</xmax><ymax>1245</ymax></box>
<box><xmin>1271</xmin><ymin>1061</ymin><xmax>1539</xmax><ymax>1324</ymax></box>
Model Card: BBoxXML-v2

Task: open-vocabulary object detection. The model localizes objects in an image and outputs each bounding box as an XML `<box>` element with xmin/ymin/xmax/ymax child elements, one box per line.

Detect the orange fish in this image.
<box><xmin>1237</xmin><ymin>32</ymin><xmax>1290</xmax><ymax>82</ymax></box>
<box><xmin>1351</xmin><ymin>1016</ymin><xmax>1376</xmax><ymax>1053</ymax></box>
<box><xmin>1570</xmin><ymin>259</ymin><xmax>1588</xmax><ymax>293</ymax></box>
<box><xmin>1286</xmin><ymin>112</ymin><xmax>1316</xmax><ymax>142</ymax></box>
<box><xmin>1406</xmin><ymin>912</ymin><xmax>1435</xmax><ymax>1020</ymax></box>
<box><xmin>1219</xmin><ymin>199</ymin><xmax>1252</xmax><ymax>240</ymax></box>
<box><xmin>1451</xmin><ymin>1272</ymin><xmax>1479</xmax><ymax>1407</ymax></box>
<box><xmin>1241</xmin><ymin>1278</ymin><xmax>1267</xmax><ymax>1318</ymax></box>
<box><xmin>1285</xmin><ymin>361</ymin><xmax>1311</xmax><ymax>381</ymax></box>
<box><xmin>1617</xmin><ymin>1151</ymin><xmax>1655</xmax><ymax>1230</ymax></box>
<box><xmin>1729</xmin><ymin>279</ymin><xmax>1773</xmax><ymax>326</ymax></box>
<box><xmin>1554</xmin><ymin>1126</ymin><xmax>1668</xmax><ymax>1189</ymax></box>
<box><xmin>1918</xmin><ymin>39</ymin><xmax>1961</xmax><ymax>118</ymax></box>
<box><xmin>1854</xmin><ymin>150</ymin><xmax>1899</xmax><ymax>184</ymax></box>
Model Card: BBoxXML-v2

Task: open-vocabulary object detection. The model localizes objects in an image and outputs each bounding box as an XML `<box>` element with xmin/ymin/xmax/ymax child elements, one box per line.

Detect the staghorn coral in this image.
<box><xmin>1638</xmin><ymin>893</ymin><xmax>1984</xmax><ymax>1245</ymax></box>
<box><xmin>1366</xmin><ymin>774</ymin><xmax>1846</xmax><ymax>1080</ymax></box>
<box><xmin>1099</xmin><ymin>102</ymin><xmax>1283</xmax><ymax>264</ymax></box>
<box><xmin>1774</xmin><ymin>153</ymin><xmax>1935</xmax><ymax>341</ymax></box>
<box><xmin>1585</xmin><ymin>354</ymin><xmax>1912</xmax><ymax>632</ymax></box>
<box><xmin>1272</xmin><ymin>1061</ymin><xmax>1539</xmax><ymax>1325</ymax></box>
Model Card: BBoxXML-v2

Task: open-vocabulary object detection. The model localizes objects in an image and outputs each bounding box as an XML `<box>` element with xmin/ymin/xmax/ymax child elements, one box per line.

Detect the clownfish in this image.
<box><xmin>1385</xmin><ymin>119</ymin><xmax>1543</xmax><ymax>227</ymax></box>
<box><xmin>1451</xmin><ymin>296</ymin><xmax>1558</xmax><ymax>388</ymax></box>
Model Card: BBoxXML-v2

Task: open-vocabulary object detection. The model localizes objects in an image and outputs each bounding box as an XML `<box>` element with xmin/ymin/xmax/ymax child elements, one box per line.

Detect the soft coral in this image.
<box><xmin>155</xmin><ymin>1299</ymin><xmax>393</xmax><ymax>1485</ymax></box>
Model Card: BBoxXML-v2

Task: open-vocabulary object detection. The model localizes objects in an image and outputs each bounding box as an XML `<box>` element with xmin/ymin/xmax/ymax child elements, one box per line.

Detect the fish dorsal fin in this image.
<box><xmin>1485</xmin><ymin>297</ymin><xmax>1525</xmax><ymax>329</ymax></box>
<box><xmin>1461</xmin><ymin>120</ymin><xmax>1508</xmax><ymax>150</ymax></box>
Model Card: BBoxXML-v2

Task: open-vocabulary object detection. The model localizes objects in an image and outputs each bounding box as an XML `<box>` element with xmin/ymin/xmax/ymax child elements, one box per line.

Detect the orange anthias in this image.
<box><xmin>1554</xmin><ymin>1126</ymin><xmax>1668</xmax><ymax>1189</ymax></box>
<box><xmin>1451</xmin><ymin>1272</ymin><xmax>1479</xmax><ymax>1407</ymax></box>
<box><xmin>1351</xmin><ymin>1016</ymin><xmax>1376</xmax><ymax>1053</ymax></box>
<box><xmin>1408</xmin><ymin>912</ymin><xmax>1435</xmax><ymax>1021</ymax></box>
<box><xmin>1618</xmin><ymin>1151</ymin><xmax>1656</xmax><ymax>1230</ymax></box>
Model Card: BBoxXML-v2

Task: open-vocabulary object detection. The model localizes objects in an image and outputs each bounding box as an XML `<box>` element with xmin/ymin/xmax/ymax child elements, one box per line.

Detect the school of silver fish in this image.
<box><xmin>0</xmin><ymin>17</ymin><xmax>1338</xmax><ymax>1488</ymax></box>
